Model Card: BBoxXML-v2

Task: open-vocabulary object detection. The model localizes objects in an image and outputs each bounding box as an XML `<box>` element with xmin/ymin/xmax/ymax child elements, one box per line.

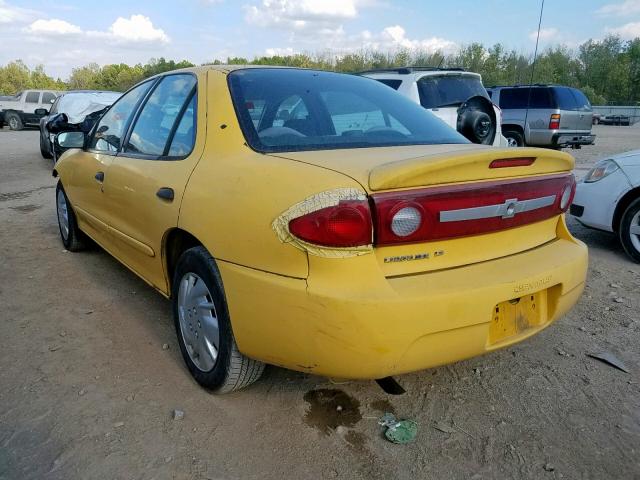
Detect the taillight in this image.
<box><xmin>549</xmin><ymin>114</ymin><xmax>561</xmax><ymax>129</ymax></box>
<box><xmin>372</xmin><ymin>174</ymin><xmax>575</xmax><ymax>245</ymax></box>
<box><xmin>288</xmin><ymin>200</ymin><xmax>372</xmax><ymax>247</ymax></box>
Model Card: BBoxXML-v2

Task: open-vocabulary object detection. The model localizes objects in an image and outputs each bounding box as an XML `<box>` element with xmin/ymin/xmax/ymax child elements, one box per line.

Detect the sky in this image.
<box><xmin>1</xmin><ymin>0</ymin><xmax>639</xmax><ymax>79</ymax></box>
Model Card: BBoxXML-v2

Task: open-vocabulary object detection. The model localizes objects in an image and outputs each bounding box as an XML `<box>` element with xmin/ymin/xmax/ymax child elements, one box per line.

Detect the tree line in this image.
<box><xmin>1</xmin><ymin>35</ymin><xmax>638</xmax><ymax>105</ymax></box>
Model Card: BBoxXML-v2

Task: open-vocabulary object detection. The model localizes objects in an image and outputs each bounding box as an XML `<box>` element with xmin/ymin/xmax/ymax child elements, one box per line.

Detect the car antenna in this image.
<box><xmin>437</xmin><ymin>54</ymin><xmax>445</xmax><ymax>68</ymax></box>
<box><xmin>524</xmin><ymin>0</ymin><xmax>545</xmax><ymax>137</ymax></box>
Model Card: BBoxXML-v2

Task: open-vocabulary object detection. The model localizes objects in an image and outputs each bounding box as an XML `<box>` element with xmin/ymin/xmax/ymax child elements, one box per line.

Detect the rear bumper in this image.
<box><xmin>221</xmin><ymin>218</ymin><xmax>588</xmax><ymax>379</ymax></box>
<box><xmin>527</xmin><ymin>129</ymin><xmax>595</xmax><ymax>147</ymax></box>
<box><xmin>552</xmin><ymin>133</ymin><xmax>595</xmax><ymax>147</ymax></box>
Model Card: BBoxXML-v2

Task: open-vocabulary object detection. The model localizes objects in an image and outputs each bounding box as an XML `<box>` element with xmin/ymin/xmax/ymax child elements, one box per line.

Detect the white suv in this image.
<box><xmin>361</xmin><ymin>67</ymin><xmax>508</xmax><ymax>147</ymax></box>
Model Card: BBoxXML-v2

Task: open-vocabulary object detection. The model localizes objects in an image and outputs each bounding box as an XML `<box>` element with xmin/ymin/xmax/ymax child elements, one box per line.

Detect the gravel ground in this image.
<box><xmin>1</xmin><ymin>126</ymin><xmax>639</xmax><ymax>480</ymax></box>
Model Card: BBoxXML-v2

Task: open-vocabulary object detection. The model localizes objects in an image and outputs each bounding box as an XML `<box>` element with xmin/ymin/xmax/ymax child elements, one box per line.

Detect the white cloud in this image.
<box><xmin>606</xmin><ymin>21</ymin><xmax>640</xmax><ymax>39</ymax></box>
<box><xmin>25</xmin><ymin>18</ymin><xmax>82</xmax><ymax>36</ymax></box>
<box><xmin>103</xmin><ymin>14</ymin><xmax>169</xmax><ymax>44</ymax></box>
<box><xmin>265</xmin><ymin>47</ymin><xmax>298</xmax><ymax>56</ymax></box>
<box><xmin>264</xmin><ymin>24</ymin><xmax>457</xmax><ymax>58</ymax></box>
<box><xmin>22</xmin><ymin>14</ymin><xmax>169</xmax><ymax>45</ymax></box>
<box><xmin>597</xmin><ymin>0</ymin><xmax>640</xmax><ymax>16</ymax></box>
<box><xmin>528</xmin><ymin>27</ymin><xmax>558</xmax><ymax>42</ymax></box>
<box><xmin>245</xmin><ymin>0</ymin><xmax>362</xmax><ymax>29</ymax></box>
<box><xmin>0</xmin><ymin>0</ymin><xmax>39</xmax><ymax>23</ymax></box>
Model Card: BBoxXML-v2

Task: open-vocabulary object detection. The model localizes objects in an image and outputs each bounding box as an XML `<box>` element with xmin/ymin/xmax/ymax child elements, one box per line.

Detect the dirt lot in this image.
<box><xmin>1</xmin><ymin>125</ymin><xmax>639</xmax><ymax>480</ymax></box>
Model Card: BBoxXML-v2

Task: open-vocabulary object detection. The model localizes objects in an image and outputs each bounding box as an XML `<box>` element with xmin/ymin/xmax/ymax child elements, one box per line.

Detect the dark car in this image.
<box><xmin>39</xmin><ymin>90</ymin><xmax>121</xmax><ymax>159</ymax></box>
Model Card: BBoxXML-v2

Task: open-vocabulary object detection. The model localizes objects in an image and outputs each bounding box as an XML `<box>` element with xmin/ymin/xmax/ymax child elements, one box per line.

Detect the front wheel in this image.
<box><xmin>40</xmin><ymin>130</ymin><xmax>52</xmax><ymax>159</ymax></box>
<box><xmin>6</xmin><ymin>113</ymin><xmax>23</xmax><ymax>131</ymax></box>
<box><xmin>172</xmin><ymin>246</ymin><xmax>265</xmax><ymax>393</ymax></box>
<box><xmin>503</xmin><ymin>129</ymin><xmax>524</xmax><ymax>147</ymax></box>
<box><xmin>56</xmin><ymin>182</ymin><xmax>86</xmax><ymax>251</ymax></box>
<box><xmin>619</xmin><ymin>198</ymin><xmax>640</xmax><ymax>263</ymax></box>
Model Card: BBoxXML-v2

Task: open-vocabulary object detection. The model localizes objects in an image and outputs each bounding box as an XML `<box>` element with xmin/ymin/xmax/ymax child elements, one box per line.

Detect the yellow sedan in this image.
<box><xmin>53</xmin><ymin>66</ymin><xmax>588</xmax><ymax>393</ymax></box>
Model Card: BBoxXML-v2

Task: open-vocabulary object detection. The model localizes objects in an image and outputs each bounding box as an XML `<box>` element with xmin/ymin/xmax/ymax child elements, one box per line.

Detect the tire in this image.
<box><xmin>6</xmin><ymin>112</ymin><xmax>23</xmax><ymax>131</ymax></box>
<box><xmin>619</xmin><ymin>197</ymin><xmax>640</xmax><ymax>263</ymax></box>
<box><xmin>172</xmin><ymin>246</ymin><xmax>265</xmax><ymax>393</ymax></box>
<box><xmin>504</xmin><ymin>129</ymin><xmax>524</xmax><ymax>147</ymax></box>
<box><xmin>56</xmin><ymin>182</ymin><xmax>86</xmax><ymax>252</ymax></box>
<box><xmin>40</xmin><ymin>129</ymin><xmax>52</xmax><ymax>159</ymax></box>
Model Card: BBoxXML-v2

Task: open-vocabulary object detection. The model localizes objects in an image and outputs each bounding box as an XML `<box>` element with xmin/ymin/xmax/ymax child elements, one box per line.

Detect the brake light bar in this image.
<box><xmin>489</xmin><ymin>157</ymin><xmax>536</xmax><ymax>168</ymax></box>
<box><xmin>549</xmin><ymin>114</ymin><xmax>561</xmax><ymax>130</ymax></box>
<box><xmin>371</xmin><ymin>174</ymin><xmax>575</xmax><ymax>245</ymax></box>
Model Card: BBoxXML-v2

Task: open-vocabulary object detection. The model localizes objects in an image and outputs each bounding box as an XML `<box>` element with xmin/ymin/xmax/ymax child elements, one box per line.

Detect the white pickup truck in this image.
<box><xmin>0</xmin><ymin>89</ymin><xmax>60</xmax><ymax>130</ymax></box>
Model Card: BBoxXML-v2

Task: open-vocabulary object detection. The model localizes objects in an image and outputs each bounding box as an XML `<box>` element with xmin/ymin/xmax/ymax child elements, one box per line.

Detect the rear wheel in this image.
<box><xmin>6</xmin><ymin>113</ymin><xmax>23</xmax><ymax>131</ymax></box>
<box><xmin>172</xmin><ymin>246</ymin><xmax>265</xmax><ymax>393</ymax></box>
<box><xmin>619</xmin><ymin>198</ymin><xmax>640</xmax><ymax>263</ymax></box>
<box><xmin>504</xmin><ymin>129</ymin><xmax>524</xmax><ymax>147</ymax></box>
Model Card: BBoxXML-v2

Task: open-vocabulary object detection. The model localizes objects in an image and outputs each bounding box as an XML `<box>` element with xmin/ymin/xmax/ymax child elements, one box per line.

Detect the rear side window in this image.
<box><xmin>499</xmin><ymin>88</ymin><xmax>555</xmax><ymax>109</ymax></box>
<box><xmin>25</xmin><ymin>92</ymin><xmax>40</xmax><ymax>103</ymax></box>
<box><xmin>417</xmin><ymin>75</ymin><xmax>488</xmax><ymax>109</ymax></box>
<box><xmin>375</xmin><ymin>79</ymin><xmax>402</xmax><ymax>90</ymax></box>
<box><xmin>553</xmin><ymin>87</ymin><xmax>578</xmax><ymax>110</ymax></box>
<box><xmin>125</xmin><ymin>74</ymin><xmax>197</xmax><ymax>158</ymax></box>
<box><xmin>167</xmin><ymin>95</ymin><xmax>196</xmax><ymax>157</ymax></box>
<box><xmin>89</xmin><ymin>81</ymin><xmax>153</xmax><ymax>153</ymax></box>
<box><xmin>42</xmin><ymin>92</ymin><xmax>57</xmax><ymax>104</ymax></box>
<box><xmin>570</xmin><ymin>88</ymin><xmax>592</xmax><ymax>112</ymax></box>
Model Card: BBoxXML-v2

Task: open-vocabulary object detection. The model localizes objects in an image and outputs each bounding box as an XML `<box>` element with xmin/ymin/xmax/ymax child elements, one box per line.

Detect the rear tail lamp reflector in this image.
<box><xmin>549</xmin><ymin>114</ymin><xmax>561</xmax><ymax>130</ymax></box>
<box><xmin>288</xmin><ymin>200</ymin><xmax>372</xmax><ymax>248</ymax></box>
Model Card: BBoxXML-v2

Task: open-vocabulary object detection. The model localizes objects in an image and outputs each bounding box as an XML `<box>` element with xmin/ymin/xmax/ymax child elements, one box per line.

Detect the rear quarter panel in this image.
<box><xmin>177</xmin><ymin>70</ymin><xmax>366</xmax><ymax>279</ymax></box>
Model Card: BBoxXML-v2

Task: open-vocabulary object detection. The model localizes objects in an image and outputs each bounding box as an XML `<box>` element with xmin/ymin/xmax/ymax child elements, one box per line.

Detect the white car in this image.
<box><xmin>571</xmin><ymin>150</ymin><xmax>640</xmax><ymax>262</ymax></box>
<box><xmin>361</xmin><ymin>67</ymin><xmax>508</xmax><ymax>147</ymax></box>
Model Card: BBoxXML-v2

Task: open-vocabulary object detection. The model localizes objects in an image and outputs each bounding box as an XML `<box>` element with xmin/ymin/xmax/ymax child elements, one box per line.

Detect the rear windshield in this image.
<box><xmin>374</xmin><ymin>79</ymin><xmax>403</xmax><ymax>90</ymax></box>
<box><xmin>499</xmin><ymin>87</ymin><xmax>555</xmax><ymax>109</ymax></box>
<box><xmin>417</xmin><ymin>75</ymin><xmax>489</xmax><ymax>109</ymax></box>
<box><xmin>228</xmin><ymin>69</ymin><xmax>468</xmax><ymax>154</ymax></box>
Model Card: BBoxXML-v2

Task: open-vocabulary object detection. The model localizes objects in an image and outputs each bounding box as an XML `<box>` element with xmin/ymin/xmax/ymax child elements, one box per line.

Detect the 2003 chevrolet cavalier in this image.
<box><xmin>53</xmin><ymin>66</ymin><xmax>588</xmax><ymax>393</ymax></box>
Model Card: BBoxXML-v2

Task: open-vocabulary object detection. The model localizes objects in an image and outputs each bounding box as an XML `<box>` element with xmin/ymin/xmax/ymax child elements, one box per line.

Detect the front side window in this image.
<box><xmin>229</xmin><ymin>69</ymin><xmax>467</xmax><ymax>154</ymax></box>
<box><xmin>125</xmin><ymin>74</ymin><xmax>196</xmax><ymax>157</ymax></box>
<box><xmin>375</xmin><ymin>79</ymin><xmax>402</xmax><ymax>90</ymax></box>
<box><xmin>89</xmin><ymin>81</ymin><xmax>153</xmax><ymax>153</ymax></box>
<box><xmin>25</xmin><ymin>92</ymin><xmax>40</xmax><ymax>103</ymax></box>
<box><xmin>42</xmin><ymin>92</ymin><xmax>57</xmax><ymax>104</ymax></box>
<box><xmin>417</xmin><ymin>75</ymin><xmax>489</xmax><ymax>109</ymax></box>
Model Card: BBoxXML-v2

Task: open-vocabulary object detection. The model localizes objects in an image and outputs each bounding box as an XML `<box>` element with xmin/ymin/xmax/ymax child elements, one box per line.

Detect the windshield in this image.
<box><xmin>228</xmin><ymin>69</ymin><xmax>467</xmax><ymax>154</ymax></box>
<box><xmin>417</xmin><ymin>75</ymin><xmax>489</xmax><ymax>109</ymax></box>
<box><xmin>56</xmin><ymin>91</ymin><xmax>122</xmax><ymax>123</ymax></box>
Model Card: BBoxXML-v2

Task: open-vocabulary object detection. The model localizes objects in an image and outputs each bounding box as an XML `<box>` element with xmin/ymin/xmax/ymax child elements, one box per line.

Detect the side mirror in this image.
<box><xmin>46</xmin><ymin>113</ymin><xmax>70</xmax><ymax>134</ymax></box>
<box><xmin>35</xmin><ymin>108</ymin><xmax>49</xmax><ymax>116</ymax></box>
<box><xmin>55</xmin><ymin>131</ymin><xmax>85</xmax><ymax>150</ymax></box>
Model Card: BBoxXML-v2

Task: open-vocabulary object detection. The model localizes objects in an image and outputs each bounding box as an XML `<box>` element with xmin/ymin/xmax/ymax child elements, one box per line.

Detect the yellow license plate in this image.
<box><xmin>489</xmin><ymin>291</ymin><xmax>548</xmax><ymax>345</ymax></box>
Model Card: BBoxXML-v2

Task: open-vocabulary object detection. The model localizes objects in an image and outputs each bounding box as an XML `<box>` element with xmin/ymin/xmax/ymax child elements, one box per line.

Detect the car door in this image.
<box><xmin>105</xmin><ymin>73</ymin><xmax>203</xmax><ymax>291</ymax></box>
<box><xmin>62</xmin><ymin>81</ymin><xmax>154</xmax><ymax>246</ymax></box>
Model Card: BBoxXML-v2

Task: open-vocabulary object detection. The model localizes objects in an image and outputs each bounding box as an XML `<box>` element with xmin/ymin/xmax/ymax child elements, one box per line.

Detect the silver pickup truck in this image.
<box><xmin>0</xmin><ymin>89</ymin><xmax>60</xmax><ymax>130</ymax></box>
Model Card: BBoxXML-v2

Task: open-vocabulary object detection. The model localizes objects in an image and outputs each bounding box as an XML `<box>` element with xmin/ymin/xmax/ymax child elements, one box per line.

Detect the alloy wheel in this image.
<box><xmin>177</xmin><ymin>272</ymin><xmax>220</xmax><ymax>372</ymax></box>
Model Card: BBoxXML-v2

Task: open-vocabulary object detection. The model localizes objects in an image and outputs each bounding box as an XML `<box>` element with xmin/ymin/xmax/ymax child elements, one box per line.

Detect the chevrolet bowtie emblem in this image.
<box><xmin>439</xmin><ymin>195</ymin><xmax>557</xmax><ymax>223</ymax></box>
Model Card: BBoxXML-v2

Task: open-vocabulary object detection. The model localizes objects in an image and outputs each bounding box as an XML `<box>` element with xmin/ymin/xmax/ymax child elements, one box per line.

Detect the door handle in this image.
<box><xmin>156</xmin><ymin>187</ymin><xmax>174</xmax><ymax>201</ymax></box>
<box><xmin>95</xmin><ymin>171</ymin><xmax>104</xmax><ymax>183</ymax></box>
